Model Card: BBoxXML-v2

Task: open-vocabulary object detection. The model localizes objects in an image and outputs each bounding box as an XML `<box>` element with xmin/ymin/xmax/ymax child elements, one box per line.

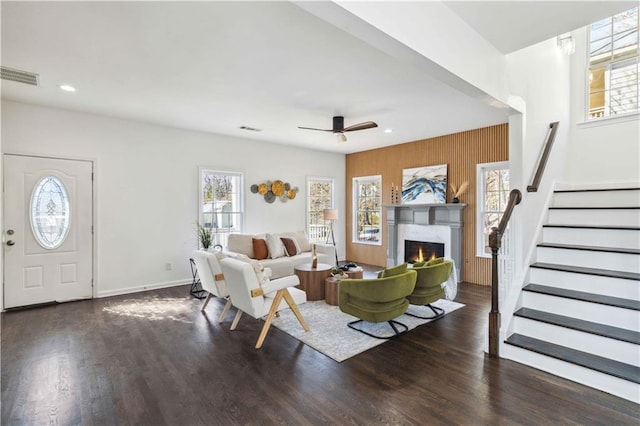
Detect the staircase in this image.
<box><xmin>504</xmin><ymin>187</ymin><xmax>640</xmax><ymax>402</ymax></box>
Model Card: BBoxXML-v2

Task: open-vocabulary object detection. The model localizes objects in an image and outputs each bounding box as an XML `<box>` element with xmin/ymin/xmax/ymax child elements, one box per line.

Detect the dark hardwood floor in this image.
<box><xmin>2</xmin><ymin>280</ymin><xmax>639</xmax><ymax>425</ymax></box>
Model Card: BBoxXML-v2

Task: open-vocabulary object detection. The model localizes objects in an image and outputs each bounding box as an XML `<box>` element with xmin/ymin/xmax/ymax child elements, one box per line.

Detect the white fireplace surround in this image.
<box><xmin>398</xmin><ymin>224</ymin><xmax>452</xmax><ymax>263</ymax></box>
<box><xmin>385</xmin><ymin>203</ymin><xmax>465</xmax><ymax>282</ymax></box>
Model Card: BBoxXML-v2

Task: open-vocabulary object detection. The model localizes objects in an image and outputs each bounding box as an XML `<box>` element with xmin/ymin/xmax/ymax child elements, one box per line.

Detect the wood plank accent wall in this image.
<box><xmin>345</xmin><ymin>123</ymin><xmax>508</xmax><ymax>285</ymax></box>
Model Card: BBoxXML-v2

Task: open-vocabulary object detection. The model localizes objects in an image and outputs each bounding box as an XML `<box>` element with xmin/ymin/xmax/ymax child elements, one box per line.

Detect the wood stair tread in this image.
<box><xmin>514</xmin><ymin>307</ymin><xmax>640</xmax><ymax>344</ymax></box>
<box><xmin>524</xmin><ymin>283</ymin><xmax>640</xmax><ymax>311</ymax></box>
<box><xmin>549</xmin><ymin>206</ymin><xmax>640</xmax><ymax>210</ymax></box>
<box><xmin>537</xmin><ymin>243</ymin><xmax>640</xmax><ymax>255</ymax></box>
<box><xmin>543</xmin><ymin>224</ymin><xmax>640</xmax><ymax>231</ymax></box>
<box><xmin>505</xmin><ymin>334</ymin><xmax>640</xmax><ymax>384</ymax></box>
<box><xmin>554</xmin><ymin>188</ymin><xmax>640</xmax><ymax>193</ymax></box>
<box><xmin>530</xmin><ymin>262</ymin><xmax>640</xmax><ymax>281</ymax></box>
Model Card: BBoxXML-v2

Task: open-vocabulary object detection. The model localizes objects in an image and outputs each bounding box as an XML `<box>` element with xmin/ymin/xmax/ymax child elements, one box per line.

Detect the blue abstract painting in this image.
<box><xmin>402</xmin><ymin>164</ymin><xmax>448</xmax><ymax>204</ymax></box>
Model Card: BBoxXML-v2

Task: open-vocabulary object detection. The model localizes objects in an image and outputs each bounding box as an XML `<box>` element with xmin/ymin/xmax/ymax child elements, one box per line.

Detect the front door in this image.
<box><xmin>4</xmin><ymin>155</ymin><xmax>93</xmax><ymax>309</ymax></box>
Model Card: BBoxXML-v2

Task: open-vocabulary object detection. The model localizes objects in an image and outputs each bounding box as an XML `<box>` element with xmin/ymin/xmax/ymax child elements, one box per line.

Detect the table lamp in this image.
<box><xmin>323</xmin><ymin>208</ymin><xmax>339</xmax><ymax>267</ymax></box>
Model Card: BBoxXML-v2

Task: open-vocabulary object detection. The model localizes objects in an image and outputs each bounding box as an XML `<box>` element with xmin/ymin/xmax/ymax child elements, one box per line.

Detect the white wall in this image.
<box><xmin>567</xmin><ymin>27</ymin><xmax>640</xmax><ymax>186</ymax></box>
<box><xmin>2</xmin><ymin>100</ymin><xmax>345</xmax><ymax>297</ymax></box>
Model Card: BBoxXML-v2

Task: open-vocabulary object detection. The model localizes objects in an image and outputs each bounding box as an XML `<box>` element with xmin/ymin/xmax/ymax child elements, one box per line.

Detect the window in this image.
<box><xmin>588</xmin><ymin>7</ymin><xmax>639</xmax><ymax>119</ymax></box>
<box><xmin>352</xmin><ymin>175</ymin><xmax>382</xmax><ymax>245</ymax></box>
<box><xmin>307</xmin><ymin>177</ymin><xmax>334</xmax><ymax>243</ymax></box>
<box><xmin>477</xmin><ymin>162</ymin><xmax>509</xmax><ymax>257</ymax></box>
<box><xmin>30</xmin><ymin>176</ymin><xmax>70</xmax><ymax>249</ymax></box>
<box><xmin>199</xmin><ymin>169</ymin><xmax>243</xmax><ymax>247</ymax></box>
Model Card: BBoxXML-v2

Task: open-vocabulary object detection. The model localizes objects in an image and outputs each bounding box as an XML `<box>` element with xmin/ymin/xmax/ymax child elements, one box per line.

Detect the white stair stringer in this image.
<box><xmin>502</xmin><ymin>344</ymin><xmax>640</xmax><ymax>403</ymax></box>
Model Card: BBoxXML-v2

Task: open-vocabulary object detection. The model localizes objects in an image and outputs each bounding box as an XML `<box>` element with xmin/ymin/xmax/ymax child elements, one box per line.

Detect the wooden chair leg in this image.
<box><xmin>200</xmin><ymin>293</ymin><xmax>213</xmax><ymax>312</ymax></box>
<box><xmin>282</xmin><ymin>289</ymin><xmax>309</xmax><ymax>332</ymax></box>
<box><xmin>255</xmin><ymin>290</ymin><xmax>284</xmax><ymax>349</ymax></box>
<box><xmin>230</xmin><ymin>309</ymin><xmax>243</xmax><ymax>330</ymax></box>
<box><xmin>218</xmin><ymin>298</ymin><xmax>232</xmax><ymax>323</ymax></box>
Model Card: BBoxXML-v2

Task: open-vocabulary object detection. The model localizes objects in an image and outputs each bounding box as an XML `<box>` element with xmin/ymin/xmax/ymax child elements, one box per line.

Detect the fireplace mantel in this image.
<box><xmin>385</xmin><ymin>203</ymin><xmax>466</xmax><ymax>281</ymax></box>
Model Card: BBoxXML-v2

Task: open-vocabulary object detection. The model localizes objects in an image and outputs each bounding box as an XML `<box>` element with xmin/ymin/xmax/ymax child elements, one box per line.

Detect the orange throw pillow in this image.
<box><xmin>252</xmin><ymin>238</ymin><xmax>268</xmax><ymax>260</ymax></box>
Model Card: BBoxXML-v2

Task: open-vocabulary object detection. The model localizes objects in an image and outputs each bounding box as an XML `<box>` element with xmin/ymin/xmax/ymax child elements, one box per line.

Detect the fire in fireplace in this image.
<box><xmin>404</xmin><ymin>240</ymin><xmax>445</xmax><ymax>264</ymax></box>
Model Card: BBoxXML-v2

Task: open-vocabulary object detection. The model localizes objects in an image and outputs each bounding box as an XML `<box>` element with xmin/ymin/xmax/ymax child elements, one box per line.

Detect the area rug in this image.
<box><xmin>270</xmin><ymin>299</ymin><xmax>464</xmax><ymax>362</ymax></box>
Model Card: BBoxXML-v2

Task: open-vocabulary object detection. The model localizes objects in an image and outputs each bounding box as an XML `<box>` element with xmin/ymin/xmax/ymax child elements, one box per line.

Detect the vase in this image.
<box><xmin>452</xmin><ymin>197</ymin><xmax>460</xmax><ymax>204</ymax></box>
<box><xmin>311</xmin><ymin>244</ymin><xmax>318</xmax><ymax>269</ymax></box>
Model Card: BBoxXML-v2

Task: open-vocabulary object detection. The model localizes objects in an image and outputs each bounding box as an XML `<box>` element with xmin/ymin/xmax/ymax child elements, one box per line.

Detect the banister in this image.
<box><xmin>488</xmin><ymin>189</ymin><xmax>522</xmax><ymax>357</ymax></box>
<box><xmin>527</xmin><ymin>121</ymin><xmax>559</xmax><ymax>192</ymax></box>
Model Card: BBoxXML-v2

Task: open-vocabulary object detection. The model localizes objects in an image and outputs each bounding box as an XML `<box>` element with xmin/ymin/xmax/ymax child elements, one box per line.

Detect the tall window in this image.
<box><xmin>352</xmin><ymin>175</ymin><xmax>382</xmax><ymax>245</ymax></box>
<box><xmin>307</xmin><ymin>177</ymin><xmax>334</xmax><ymax>243</ymax></box>
<box><xmin>200</xmin><ymin>169</ymin><xmax>243</xmax><ymax>247</ymax></box>
<box><xmin>588</xmin><ymin>7</ymin><xmax>639</xmax><ymax>119</ymax></box>
<box><xmin>477</xmin><ymin>162</ymin><xmax>509</xmax><ymax>257</ymax></box>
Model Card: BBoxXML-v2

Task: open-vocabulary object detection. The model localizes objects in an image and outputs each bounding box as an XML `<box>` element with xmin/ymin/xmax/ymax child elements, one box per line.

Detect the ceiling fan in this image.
<box><xmin>298</xmin><ymin>116</ymin><xmax>378</xmax><ymax>142</ymax></box>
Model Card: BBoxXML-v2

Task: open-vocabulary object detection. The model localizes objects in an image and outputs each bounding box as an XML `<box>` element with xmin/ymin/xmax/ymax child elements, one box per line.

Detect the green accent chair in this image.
<box><xmin>407</xmin><ymin>259</ymin><xmax>453</xmax><ymax>320</ymax></box>
<box><xmin>338</xmin><ymin>269</ymin><xmax>417</xmax><ymax>339</ymax></box>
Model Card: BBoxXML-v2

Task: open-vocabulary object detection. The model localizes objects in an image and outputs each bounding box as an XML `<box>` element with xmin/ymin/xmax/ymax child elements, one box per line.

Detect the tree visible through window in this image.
<box><xmin>307</xmin><ymin>178</ymin><xmax>334</xmax><ymax>243</ymax></box>
<box><xmin>477</xmin><ymin>162</ymin><xmax>509</xmax><ymax>257</ymax></box>
<box><xmin>588</xmin><ymin>7</ymin><xmax>639</xmax><ymax>119</ymax></box>
<box><xmin>353</xmin><ymin>175</ymin><xmax>382</xmax><ymax>245</ymax></box>
<box><xmin>200</xmin><ymin>169</ymin><xmax>243</xmax><ymax>247</ymax></box>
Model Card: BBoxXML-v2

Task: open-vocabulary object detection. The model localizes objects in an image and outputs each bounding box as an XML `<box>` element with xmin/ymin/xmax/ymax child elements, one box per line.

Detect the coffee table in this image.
<box><xmin>294</xmin><ymin>263</ymin><xmax>332</xmax><ymax>301</ymax></box>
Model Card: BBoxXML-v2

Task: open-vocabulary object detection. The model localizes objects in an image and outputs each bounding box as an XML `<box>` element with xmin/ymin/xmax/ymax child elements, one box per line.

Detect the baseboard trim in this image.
<box><xmin>96</xmin><ymin>279</ymin><xmax>191</xmax><ymax>298</ymax></box>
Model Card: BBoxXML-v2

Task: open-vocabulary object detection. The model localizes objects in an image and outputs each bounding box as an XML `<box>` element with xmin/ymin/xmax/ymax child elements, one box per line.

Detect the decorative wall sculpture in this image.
<box><xmin>251</xmin><ymin>180</ymin><xmax>298</xmax><ymax>203</ymax></box>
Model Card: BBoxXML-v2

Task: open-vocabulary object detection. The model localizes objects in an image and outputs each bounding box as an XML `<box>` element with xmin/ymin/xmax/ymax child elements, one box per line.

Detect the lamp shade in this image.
<box><xmin>323</xmin><ymin>208</ymin><xmax>338</xmax><ymax>220</ymax></box>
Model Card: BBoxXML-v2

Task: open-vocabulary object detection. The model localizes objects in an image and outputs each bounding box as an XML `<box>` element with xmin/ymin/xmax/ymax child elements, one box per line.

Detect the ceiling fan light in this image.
<box><xmin>336</xmin><ymin>133</ymin><xmax>347</xmax><ymax>143</ymax></box>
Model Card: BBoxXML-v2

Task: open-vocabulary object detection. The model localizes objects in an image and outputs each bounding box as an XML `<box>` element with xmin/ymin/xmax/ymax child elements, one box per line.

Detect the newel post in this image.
<box><xmin>488</xmin><ymin>226</ymin><xmax>501</xmax><ymax>357</ymax></box>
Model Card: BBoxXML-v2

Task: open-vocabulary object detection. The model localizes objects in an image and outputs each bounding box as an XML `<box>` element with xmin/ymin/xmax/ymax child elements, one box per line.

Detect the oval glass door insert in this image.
<box><xmin>30</xmin><ymin>176</ymin><xmax>71</xmax><ymax>249</ymax></box>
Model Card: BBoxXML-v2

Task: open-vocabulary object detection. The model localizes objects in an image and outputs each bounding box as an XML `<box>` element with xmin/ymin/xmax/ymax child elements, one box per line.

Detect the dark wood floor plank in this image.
<box><xmin>2</xmin><ymin>282</ymin><xmax>639</xmax><ymax>425</ymax></box>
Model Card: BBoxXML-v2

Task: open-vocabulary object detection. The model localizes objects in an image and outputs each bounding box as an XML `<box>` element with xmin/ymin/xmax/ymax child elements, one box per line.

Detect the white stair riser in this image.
<box><xmin>542</xmin><ymin>227</ymin><xmax>640</xmax><ymax>250</ymax></box>
<box><xmin>536</xmin><ymin>247</ymin><xmax>640</xmax><ymax>273</ymax></box>
<box><xmin>522</xmin><ymin>292</ymin><xmax>640</xmax><ymax>331</ymax></box>
<box><xmin>502</xmin><ymin>344</ymin><xmax>640</xmax><ymax>403</ymax></box>
<box><xmin>553</xmin><ymin>190</ymin><xmax>640</xmax><ymax>208</ymax></box>
<box><xmin>547</xmin><ymin>209</ymin><xmax>640</xmax><ymax>227</ymax></box>
<box><xmin>530</xmin><ymin>268</ymin><xmax>640</xmax><ymax>300</ymax></box>
<box><xmin>513</xmin><ymin>317</ymin><xmax>639</xmax><ymax>365</ymax></box>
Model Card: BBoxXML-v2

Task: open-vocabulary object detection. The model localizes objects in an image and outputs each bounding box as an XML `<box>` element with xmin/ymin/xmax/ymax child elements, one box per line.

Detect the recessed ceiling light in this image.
<box><xmin>59</xmin><ymin>84</ymin><xmax>76</xmax><ymax>92</ymax></box>
<box><xmin>384</xmin><ymin>128</ymin><xmax>393</xmax><ymax>133</ymax></box>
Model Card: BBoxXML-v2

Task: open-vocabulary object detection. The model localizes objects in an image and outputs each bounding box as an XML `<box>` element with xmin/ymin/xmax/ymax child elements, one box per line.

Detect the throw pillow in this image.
<box><xmin>293</xmin><ymin>231</ymin><xmax>311</xmax><ymax>252</ymax></box>
<box><xmin>252</xmin><ymin>238</ymin><xmax>268</xmax><ymax>260</ymax></box>
<box><xmin>265</xmin><ymin>233</ymin><xmax>286</xmax><ymax>258</ymax></box>
<box><xmin>412</xmin><ymin>261</ymin><xmax>425</xmax><ymax>268</ymax></box>
<box><xmin>280</xmin><ymin>237</ymin><xmax>300</xmax><ymax>256</ymax></box>
<box><xmin>377</xmin><ymin>263</ymin><xmax>408</xmax><ymax>278</ymax></box>
<box><xmin>426</xmin><ymin>257</ymin><xmax>445</xmax><ymax>266</ymax></box>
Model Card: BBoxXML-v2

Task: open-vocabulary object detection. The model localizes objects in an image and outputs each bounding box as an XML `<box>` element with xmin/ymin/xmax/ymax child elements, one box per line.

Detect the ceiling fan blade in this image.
<box><xmin>298</xmin><ymin>126</ymin><xmax>334</xmax><ymax>132</ymax></box>
<box><xmin>343</xmin><ymin>121</ymin><xmax>378</xmax><ymax>132</ymax></box>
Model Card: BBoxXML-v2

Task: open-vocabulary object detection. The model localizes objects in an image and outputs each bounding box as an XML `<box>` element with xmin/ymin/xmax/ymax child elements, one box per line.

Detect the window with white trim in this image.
<box><xmin>307</xmin><ymin>177</ymin><xmax>334</xmax><ymax>243</ymax></box>
<box><xmin>352</xmin><ymin>175</ymin><xmax>382</xmax><ymax>245</ymax></box>
<box><xmin>588</xmin><ymin>7</ymin><xmax>639</xmax><ymax>119</ymax></box>
<box><xmin>200</xmin><ymin>169</ymin><xmax>243</xmax><ymax>248</ymax></box>
<box><xmin>477</xmin><ymin>162</ymin><xmax>509</xmax><ymax>257</ymax></box>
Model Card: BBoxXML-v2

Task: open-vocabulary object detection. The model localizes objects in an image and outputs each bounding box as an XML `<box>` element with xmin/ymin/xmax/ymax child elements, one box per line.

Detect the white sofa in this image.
<box><xmin>224</xmin><ymin>231</ymin><xmax>336</xmax><ymax>279</ymax></box>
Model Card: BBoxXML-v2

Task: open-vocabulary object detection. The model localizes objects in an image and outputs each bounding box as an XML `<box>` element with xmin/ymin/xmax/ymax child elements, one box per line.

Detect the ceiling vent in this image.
<box><xmin>1</xmin><ymin>66</ymin><xmax>39</xmax><ymax>86</ymax></box>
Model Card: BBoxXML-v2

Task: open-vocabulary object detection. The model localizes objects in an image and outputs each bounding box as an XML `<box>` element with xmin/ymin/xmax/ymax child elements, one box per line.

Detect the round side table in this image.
<box><xmin>325</xmin><ymin>277</ymin><xmax>341</xmax><ymax>306</ymax></box>
<box><xmin>294</xmin><ymin>263</ymin><xmax>332</xmax><ymax>301</ymax></box>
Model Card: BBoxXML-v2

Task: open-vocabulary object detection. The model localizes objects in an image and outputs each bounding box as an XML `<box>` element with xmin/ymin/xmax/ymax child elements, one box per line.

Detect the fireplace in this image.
<box><xmin>404</xmin><ymin>240</ymin><xmax>445</xmax><ymax>264</ymax></box>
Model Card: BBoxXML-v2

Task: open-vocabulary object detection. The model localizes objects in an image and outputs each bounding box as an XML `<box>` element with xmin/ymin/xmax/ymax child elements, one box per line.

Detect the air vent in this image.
<box><xmin>1</xmin><ymin>66</ymin><xmax>39</xmax><ymax>86</ymax></box>
<box><xmin>239</xmin><ymin>126</ymin><xmax>262</xmax><ymax>132</ymax></box>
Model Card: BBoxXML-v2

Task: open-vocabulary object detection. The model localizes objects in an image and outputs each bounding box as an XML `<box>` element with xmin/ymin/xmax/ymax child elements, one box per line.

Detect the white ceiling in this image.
<box><xmin>1</xmin><ymin>1</ymin><xmax>635</xmax><ymax>154</ymax></box>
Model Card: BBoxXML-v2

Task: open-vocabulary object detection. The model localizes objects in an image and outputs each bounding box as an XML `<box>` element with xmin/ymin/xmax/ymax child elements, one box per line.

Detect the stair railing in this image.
<box><xmin>488</xmin><ymin>189</ymin><xmax>522</xmax><ymax>357</ymax></box>
<box><xmin>527</xmin><ymin>121</ymin><xmax>559</xmax><ymax>193</ymax></box>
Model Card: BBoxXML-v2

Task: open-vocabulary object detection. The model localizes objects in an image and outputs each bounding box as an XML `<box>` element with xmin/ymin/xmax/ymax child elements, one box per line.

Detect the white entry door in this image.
<box><xmin>4</xmin><ymin>155</ymin><xmax>93</xmax><ymax>309</ymax></box>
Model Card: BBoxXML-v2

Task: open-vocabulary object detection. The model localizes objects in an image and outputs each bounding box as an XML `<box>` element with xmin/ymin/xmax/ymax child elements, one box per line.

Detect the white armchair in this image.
<box><xmin>192</xmin><ymin>250</ymin><xmax>233</xmax><ymax>323</ymax></box>
<box><xmin>220</xmin><ymin>257</ymin><xmax>309</xmax><ymax>349</ymax></box>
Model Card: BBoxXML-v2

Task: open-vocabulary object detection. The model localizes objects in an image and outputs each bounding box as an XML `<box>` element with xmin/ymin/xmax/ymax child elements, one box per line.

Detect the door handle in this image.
<box><xmin>6</xmin><ymin>240</ymin><xmax>15</xmax><ymax>246</ymax></box>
